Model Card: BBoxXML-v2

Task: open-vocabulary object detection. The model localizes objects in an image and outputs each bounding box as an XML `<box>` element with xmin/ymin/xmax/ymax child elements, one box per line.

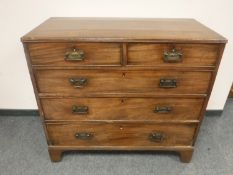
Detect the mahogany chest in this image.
<box><xmin>21</xmin><ymin>18</ymin><xmax>227</xmax><ymax>162</ymax></box>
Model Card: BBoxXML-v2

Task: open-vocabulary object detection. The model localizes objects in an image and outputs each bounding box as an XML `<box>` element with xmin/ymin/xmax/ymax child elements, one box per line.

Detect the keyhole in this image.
<box><xmin>122</xmin><ymin>72</ymin><xmax>126</xmax><ymax>77</ymax></box>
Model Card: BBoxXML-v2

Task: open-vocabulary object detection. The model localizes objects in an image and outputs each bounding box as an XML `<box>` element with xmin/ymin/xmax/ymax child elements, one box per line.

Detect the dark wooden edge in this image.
<box><xmin>0</xmin><ymin>109</ymin><xmax>223</xmax><ymax>117</ymax></box>
<box><xmin>45</xmin><ymin>120</ymin><xmax>199</xmax><ymax>124</ymax></box>
<box><xmin>49</xmin><ymin>145</ymin><xmax>193</xmax><ymax>151</ymax></box>
<box><xmin>21</xmin><ymin>38</ymin><xmax>227</xmax><ymax>44</ymax></box>
<box><xmin>32</xmin><ymin>65</ymin><xmax>216</xmax><ymax>71</ymax></box>
<box><xmin>192</xmin><ymin>43</ymin><xmax>226</xmax><ymax>144</ymax></box>
<box><xmin>38</xmin><ymin>93</ymin><xmax>207</xmax><ymax>98</ymax></box>
<box><xmin>39</xmin><ymin>95</ymin><xmax>206</xmax><ymax>99</ymax></box>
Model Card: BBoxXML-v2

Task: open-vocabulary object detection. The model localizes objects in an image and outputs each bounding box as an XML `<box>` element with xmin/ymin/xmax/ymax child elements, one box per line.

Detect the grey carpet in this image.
<box><xmin>0</xmin><ymin>99</ymin><xmax>233</xmax><ymax>175</ymax></box>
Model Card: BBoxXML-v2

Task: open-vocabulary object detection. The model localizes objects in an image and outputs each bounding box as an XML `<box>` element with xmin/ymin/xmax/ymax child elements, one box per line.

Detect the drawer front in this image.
<box><xmin>28</xmin><ymin>43</ymin><xmax>122</xmax><ymax>66</ymax></box>
<box><xmin>36</xmin><ymin>70</ymin><xmax>212</xmax><ymax>95</ymax></box>
<box><xmin>46</xmin><ymin>122</ymin><xmax>196</xmax><ymax>146</ymax></box>
<box><xmin>127</xmin><ymin>44</ymin><xmax>220</xmax><ymax>67</ymax></box>
<box><xmin>42</xmin><ymin>98</ymin><xmax>204</xmax><ymax>121</ymax></box>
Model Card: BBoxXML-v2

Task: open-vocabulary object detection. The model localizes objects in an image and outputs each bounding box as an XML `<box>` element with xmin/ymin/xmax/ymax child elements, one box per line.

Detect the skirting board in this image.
<box><xmin>205</xmin><ymin>110</ymin><xmax>223</xmax><ymax>116</ymax></box>
<box><xmin>0</xmin><ymin>109</ymin><xmax>223</xmax><ymax>117</ymax></box>
<box><xmin>0</xmin><ymin>109</ymin><xmax>39</xmax><ymax>116</ymax></box>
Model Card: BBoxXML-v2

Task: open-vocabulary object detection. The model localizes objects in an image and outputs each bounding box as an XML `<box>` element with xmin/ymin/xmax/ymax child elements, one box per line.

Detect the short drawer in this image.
<box><xmin>41</xmin><ymin>98</ymin><xmax>204</xmax><ymax>121</ymax></box>
<box><xmin>127</xmin><ymin>43</ymin><xmax>220</xmax><ymax>67</ymax></box>
<box><xmin>46</xmin><ymin>122</ymin><xmax>196</xmax><ymax>146</ymax></box>
<box><xmin>28</xmin><ymin>43</ymin><xmax>122</xmax><ymax>66</ymax></box>
<box><xmin>36</xmin><ymin>70</ymin><xmax>212</xmax><ymax>95</ymax></box>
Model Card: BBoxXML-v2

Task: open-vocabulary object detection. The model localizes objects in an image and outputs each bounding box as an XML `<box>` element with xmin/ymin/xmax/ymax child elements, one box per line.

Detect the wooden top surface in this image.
<box><xmin>22</xmin><ymin>17</ymin><xmax>227</xmax><ymax>43</ymax></box>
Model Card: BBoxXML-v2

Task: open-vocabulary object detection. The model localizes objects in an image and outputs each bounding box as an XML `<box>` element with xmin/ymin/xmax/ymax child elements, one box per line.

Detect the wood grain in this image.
<box><xmin>29</xmin><ymin>43</ymin><xmax>122</xmax><ymax>66</ymax></box>
<box><xmin>41</xmin><ymin>97</ymin><xmax>204</xmax><ymax>121</ymax></box>
<box><xmin>21</xmin><ymin>18</ymin><xmax>227</xmax><ymax>43</ymax></box>
<box><xmin>127</xmin><ymin>43</ymin><xmax>220</xmax><ymax>67</ymax></box>
<box><xmin>21</xmin><ymin>18</ymin><xmax>227</xmax><ymax>162</ymax></box>
<box><xmin>35</xmin><ymin>69</ymin><xmax>212</xmax><ymax>95</ymax></box>
<box><xmin>46</xmin><ymin>122</ymin><xmax>196</xmax><ymax>146</ymax></box>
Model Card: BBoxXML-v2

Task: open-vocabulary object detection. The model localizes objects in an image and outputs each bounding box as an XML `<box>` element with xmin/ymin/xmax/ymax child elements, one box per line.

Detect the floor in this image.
<box><xmin>0</xmin><ymin>99</ymin><xmax>233</xmax><ymax>175</ymax></box>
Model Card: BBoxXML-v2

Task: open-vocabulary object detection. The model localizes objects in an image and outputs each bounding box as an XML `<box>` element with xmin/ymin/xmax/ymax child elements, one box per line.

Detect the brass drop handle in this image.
<box><xmin>69</xmin><ymin>77</ymin><xmax>87</xmax><ymax>88</ymax></box>
<box><xmin>164</xmin><ymin>49</ymin><xmax>182</xmax><ymax>63</ymax></box>
<box><xmin>159</xmin><ymin>79</ymin><xmax>177</xmax><ymax>88</ymax></box>
<box><xmin>65</xmin><ymin>48</ymin><xmax>85</xmax><ymax>61</ymax></box>
<box><xmin>75</xmin><ymin>132</ymin><xmax>93</xmax><ymax>140</ymax></box>
<box><xmin>154</xmin><ymin>106</ymin><xmax>172</xmax><ymax>113</ymax></box>
<box><xmin>72</xmin><ymin>105</ymin><xmax>88</xmax><ymax>114</ymax></box>
<box><xmin>149</xmin><ymin>132</ymin><xmax>164</xmax><ymax>142</ymax></box>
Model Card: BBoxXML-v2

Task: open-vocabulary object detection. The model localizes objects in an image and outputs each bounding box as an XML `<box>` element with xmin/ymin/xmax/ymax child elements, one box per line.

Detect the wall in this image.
<box><xmin>0</xmin><ymin>0</ymin><xmax>233</xmax><ymax>110</ymax></box>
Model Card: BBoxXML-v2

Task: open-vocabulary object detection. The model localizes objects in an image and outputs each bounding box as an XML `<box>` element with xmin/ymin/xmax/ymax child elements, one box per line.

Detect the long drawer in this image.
<box><xmin>41</xmin><ymin>97</ymin><xmax>204</xmax><ymax>121</ymax></box>
<box><xmin>127</xmin><ymin>43</ymin><xmax>220</xmax><ymax>67</ymax></box>
<box><xmin>46</xmin><ymin>122</ymin><xmax>196</xmax><ymax>146</ymax></box>
<box><xmin>28</xmin><ymin>43</ymin><xmax>122</xmax><ymax>66</ymax></box>
<box><xmin>35</xmin><ymin>70</ymin><xmax>212</xmax><ymax>95</ymax></box>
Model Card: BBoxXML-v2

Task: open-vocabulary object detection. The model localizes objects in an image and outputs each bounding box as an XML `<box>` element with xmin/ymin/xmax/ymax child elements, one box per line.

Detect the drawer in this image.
<box><xmin>46</xmin><ymin>122</ymin><xmax>196</xmax><ymax>146</ymax></box>
<box><xmin>127</xmin><ymin>43</ymin><xmax>220</xmax><ymax>67</ymax></box>
<box><xmin>28</xmin><ymin>43</ymin><xmax>122</xmax><ymax>66</ymax></box>
<box><xmin>42</xmin><ymin>98</ymin><xmax>204</xmax><ymax>121</ymax></box>
<box><xmin>36</xmin><ymin>70</ymin><xmax>212</xmax><ymax>95</ymax></box>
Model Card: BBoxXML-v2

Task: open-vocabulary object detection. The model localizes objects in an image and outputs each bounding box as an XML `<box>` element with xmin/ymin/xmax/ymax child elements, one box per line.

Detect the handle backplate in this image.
<box><xmin>69</xmin><ymin>77</ymin><xmax>87</xmax><ymax>88</ymax></box>
<box><xmin>75</xmin><ymin>132</ymin><xmax>93</xmax><ymax>140</ymax></box>
<box><xmin>164</xmin><ymin>49</ymin><xmax>182</xmax><ymax>63</ymax></box>
<box><xmin>65</xmin><ymin>48</ymin><xmax>85</xmax><ymax>61</ymax></box>
<box><xmin>72</xmin><ymin>105</ymin><xmax>88</xmax><ymax>114</ymax></box>
<box><xmin>149</xmin><ymin>132</ymin><xmax>164</xmax><ymax>142</ymax></box>
<box><xmin>154</xmin><ymin>106</ymin><xmax>172</xmax><ymax>113</ymax></box>
<box><xmin>160</xmin><ymin>79</ymin><xmax>177</xmax><ymax>88</ymax></box>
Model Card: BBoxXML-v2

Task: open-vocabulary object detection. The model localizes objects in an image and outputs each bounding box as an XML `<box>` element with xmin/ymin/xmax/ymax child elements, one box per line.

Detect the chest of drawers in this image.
<box><xmin>21</xmin><ymin>18</ymin><xmax>227</xmax><ymax>163</ymax></box>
